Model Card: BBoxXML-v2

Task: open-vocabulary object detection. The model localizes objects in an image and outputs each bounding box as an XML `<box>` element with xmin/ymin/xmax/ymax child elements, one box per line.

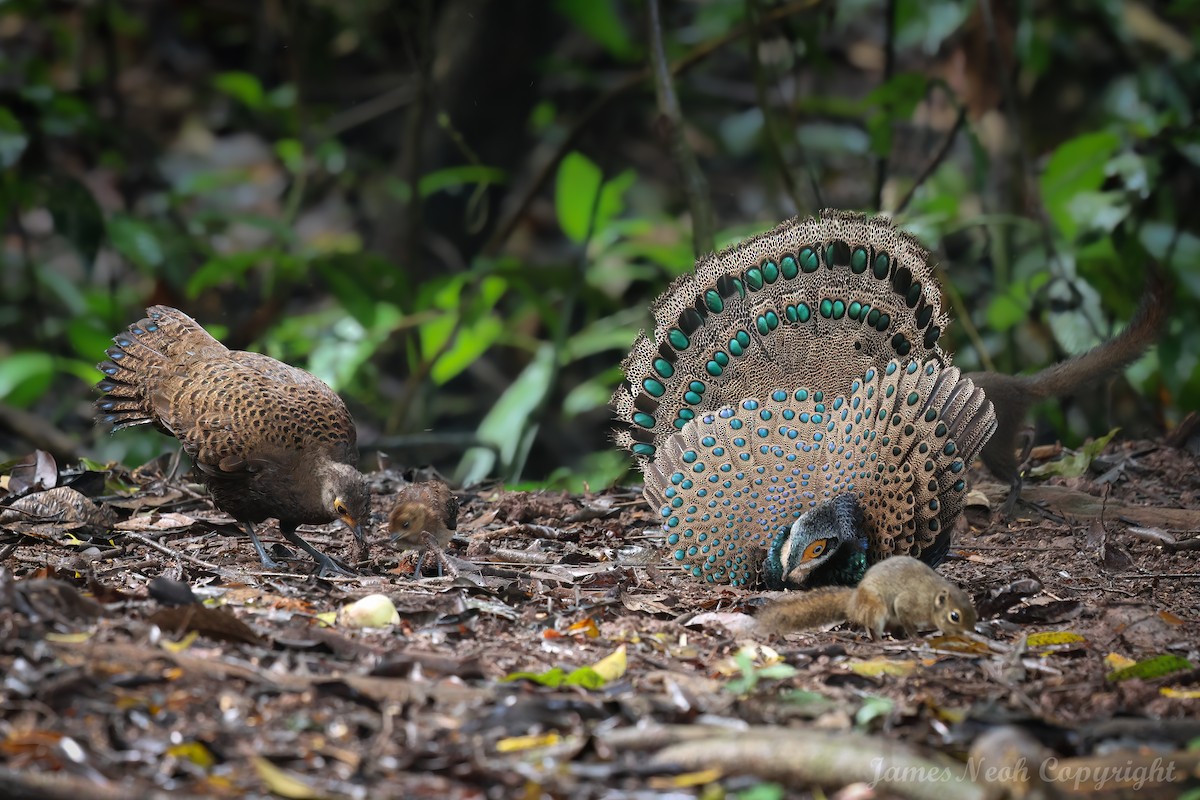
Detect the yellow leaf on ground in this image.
<box><xmin>252</xmin><ymin>756</ymin><xmax>326</xmax><ymax>800</ymax></box>
<box><xmin>564</xmin><ymin>617</ymin><xmax>600</xmax><ymax>638</ymax></box>
<box><xmin>496</xmin><ymin>732</ymin><xmax>562</xmax><ymax>753</ymax></box>
<box><xmin>648</xmin><ymin>768</ymin><xmax>723</xmax><ymax>789</ymax></box>
<box><xmin>592</xmin><ymin>644</ymin><xmax>627</xmax><ymax>681</ymax></box>
<box><xmin>1027</xmin><ymin>631</ymin><xmax>1086</xmax><ymax>648</ymax></box>
<box><xmin>158</xmin><ymin>631</ymin><xmax>199</xmax><ymax>653</ymax></box>
<box><xmin>849</xmin><ymin>659</ymin><xmax>917</xmax><ymax>677</ymax></box>
<box><xmin>167</xmin><ymin>740</ymin><xmax>216</xmax><ymax>769</ymax></box>
<box><xmin>1104</xmin><ymin>653</ymin><xmax>1136</xmax><ymax>670</ymax></box>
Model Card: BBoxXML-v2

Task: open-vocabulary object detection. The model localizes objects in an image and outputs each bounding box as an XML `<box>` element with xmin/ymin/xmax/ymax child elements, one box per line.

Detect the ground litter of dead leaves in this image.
<box><xmin>1</xmin><ymin>437</ymin><xmax>1198</xmax><ymax>800</ymax></box>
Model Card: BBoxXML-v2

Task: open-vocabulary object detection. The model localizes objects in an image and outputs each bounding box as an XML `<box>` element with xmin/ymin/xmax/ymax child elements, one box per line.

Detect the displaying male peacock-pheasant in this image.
<box><xmin>614</xmin><ymin>211</ymin><xmax>997</xmax><ymax>589</ymax></box>
<box><xmin>96</xmin><ymin>306</ymin><xmax>371</xmax><ymax>576</ymax></box>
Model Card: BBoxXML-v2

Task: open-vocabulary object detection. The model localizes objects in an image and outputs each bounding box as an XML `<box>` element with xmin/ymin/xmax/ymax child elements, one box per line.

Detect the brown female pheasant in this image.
<box><xmin>96</xmin><ymin>306</ymin><xmax>370</xmax><ymax>575</ymax></box>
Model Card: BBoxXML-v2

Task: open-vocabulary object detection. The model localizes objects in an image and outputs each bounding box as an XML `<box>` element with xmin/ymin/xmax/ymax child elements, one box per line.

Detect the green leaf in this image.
<box><xmin>596</xmin><ymin>169</ymin><xmax>635</xmax><ymax>233</ymax></box>
<box><xmin>1029</xmin><ymin>427</ymin><xmax>1120</xmax><ymax>479</ymax></box>
<box><xmin>186</xmin><ymin>251</ymin><xmax>266</xmax><ymax>297</ymax></box>
<box><xmin>67</xmin><ymin>319</ymin><xmax>115</xmax><ymax>363</ymax></box>
<box><xmin>267</xmin><ymin>83</ymin><xmax>297</xmax><ymax>109</ymax></box>
<box><xmin>865</xmin><ymin>73</ymin><xmax>928</xmax><ymax>156</ymax></box>
<box><xmin>1040</xmin><ymin>131</ymin><xmax>1121</xmax><ymax>240</ymax></box>
<box><xmin>555</xmin><ymin>156</ymin><xmax>633</xmax><ymax>244</ymax></box>
<box><xmin>107</xmin><ymin>215</ymin><xmax>164</xmax><ymax>270</ymax></box>
<box><xmin>455</xmin><ymin>343</ymin><xmax>555</xmax><ymax>486</ymax></box>
<box><xmin>854</xmin><ymin>695</ymin><xmax>894</xmax><ymax>729</ymax></box>
<box><xmin>984</xmin><ymin>292</ymin><xmax>1028</xmax><ymax>334</ymax></box>
<box><xmin>756</xmin><ymin>664</ymin><xmax>799</xmax><ymax>680</ymax></box>
<box><xmin>501</xmin><ymin>665</ymin><xmax>607</xmax><ymax>690</ymax></box>
<box><xmin>214</xmin><ymin>71</ymin><xmax>264</xmax><ymax>109</ymax></box>
<box><xmin>562</xmin><ymin>371</ymin><xmax>619</xmax><ymax>417</ymax></box>
<box><xmin>419</xmin><ymin>274</ymin><xmax>508</xmax><ymax>385</ymax></box>
<box><xmin>306</xmin><ymin>304</ymin><xmax>401</xmax><ymax>391</ymax></box>
<box><xmin>0</xmin><ymin>353</ymin><xmax>55</xmax><ymax>408</ymax></box>
<box><xmin>1106</xmin><ymin>654</ymin><xmax>1193</xmax><ymax>682</ymax></box>
<box><xmin>1065</xmin><ymin>190</ymin><xmax>1130</xmax><ymax>237</ymax></box>
<box><xmin>555</xmin><ymin>0</ymin><xmax>637</xmax><ymax>60</ymax></box>
<box><xmin>543</xmin><ymin>450</ymin><xmax>629</xmax><ymax>492</ymax></box>
<box><xmin>502</xmin><ymin>667</ymin><xmax>568</xmax><ymax>687</ymax></box>
<box><xmin>275</xmin><ymin>138</ymin><xmax>304</xmax><ymax>173</ymax></box>
<box><xmin>556</xmin><ymin>151</ymin><xmax>603</xmax><ymax>243</ymax></box>
<box><xmin>0</xmin><ymin>107</ymin><xmax>29</xmax><ymax>168</ymax></box>
<box><xmin>736</xmin><ymin>784</ymin><xmax>785</xmax><ymax>800</ymax></box>
<box><xmin>418</xmin><ymin>165</ymin><xmax>507</xmax><ymax>198</ymax></box>
<box><xmin>56</xmin><ymin>357</ymin><xmax>101</xmax><ymax>386</ymax></box>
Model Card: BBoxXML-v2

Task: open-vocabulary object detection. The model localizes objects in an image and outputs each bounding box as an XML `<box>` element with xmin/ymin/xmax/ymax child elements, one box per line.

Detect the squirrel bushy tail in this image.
<box><xmin>986</xmin><ymin>265</ymin><xmax>1169</xmax><ymax>400</ymax></box>
<box><xmin>756</xmin><ymin>587</ymin><xmax>854</xmax><ymax>634</ymax></box>
<box><xmin>969</xmin><ymin>265</ymin><xmax>1170</xmax><ymax>509</ymax></box>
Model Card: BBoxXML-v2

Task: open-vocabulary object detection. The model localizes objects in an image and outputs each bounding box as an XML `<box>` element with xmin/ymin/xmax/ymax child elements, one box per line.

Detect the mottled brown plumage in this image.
<box><xmin>95</xmin><ymin>306</ymin><xmax>370</xmax><ymax>575</ymax></box>
<box><xmin>388</xmin><ymin>480</ymin><xmax>459</xmax><ymax>577</ymax></box>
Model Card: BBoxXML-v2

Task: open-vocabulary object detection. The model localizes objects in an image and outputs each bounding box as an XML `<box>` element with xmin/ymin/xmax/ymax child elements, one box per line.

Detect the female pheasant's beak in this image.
<box><xmin>341</xmin><ymin>514</ymin><xmax>365</xmax><ymax>547</ymax></box>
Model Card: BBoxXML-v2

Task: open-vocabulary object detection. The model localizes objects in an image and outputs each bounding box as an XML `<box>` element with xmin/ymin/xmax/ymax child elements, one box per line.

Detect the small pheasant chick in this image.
<box><xmin>388</xmin><ymin>480</ymin><xmax>459</xmax><ymax>577</ymax></box>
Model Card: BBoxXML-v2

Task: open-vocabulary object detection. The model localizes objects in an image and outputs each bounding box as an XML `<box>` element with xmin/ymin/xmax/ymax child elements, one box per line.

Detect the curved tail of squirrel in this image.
<box><xmin>969</xmin><ymin>265</ymin><xmax>1170</xmax><ymax>511</ymax></box>
<box><xmin>1004</xmin><ymin>265</ymin><xmax>1168</xmax><ymax>400</ymax></box>
<box><xmin>756</xmin><ymin>587</ymin><xmax>854</xmax><ymax>633</ymax></box>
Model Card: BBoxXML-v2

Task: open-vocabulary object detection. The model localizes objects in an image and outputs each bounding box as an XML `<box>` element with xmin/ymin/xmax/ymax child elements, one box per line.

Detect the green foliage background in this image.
<box><xmin>1</xmin><ymin>0</ymin><xmax>1196</xmax><ymax>488</ymax></box>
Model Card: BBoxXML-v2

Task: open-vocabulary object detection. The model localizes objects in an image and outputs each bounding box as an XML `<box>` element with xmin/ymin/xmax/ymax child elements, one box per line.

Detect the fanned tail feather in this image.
<box><xmin>613</xmin><ymin>210</ymin><xmax>950</xmax><ymax>466</ymax></box>
<box><xmin>644</xmin><ymin>359</ymin><xmax>997</xmax><ymax>586</ymax></box>
<box><xmin>95</xmin><ymin>306</ymin><xmax>223</xmax><ymax>431</ymax></box>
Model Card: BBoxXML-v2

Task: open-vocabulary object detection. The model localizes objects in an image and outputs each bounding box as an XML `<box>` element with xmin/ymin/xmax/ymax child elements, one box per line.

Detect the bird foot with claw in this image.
<box><xmin>411</xmin><ymin>538</ymin><xmax>459</xmax><ymax>579</ymax></box>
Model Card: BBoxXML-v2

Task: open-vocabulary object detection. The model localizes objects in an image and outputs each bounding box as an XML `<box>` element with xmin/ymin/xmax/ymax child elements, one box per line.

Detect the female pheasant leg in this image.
<box><xmin>245</xmin><ymin>521</ymin><xmax>282</xmax><ymax>570</ymax></box>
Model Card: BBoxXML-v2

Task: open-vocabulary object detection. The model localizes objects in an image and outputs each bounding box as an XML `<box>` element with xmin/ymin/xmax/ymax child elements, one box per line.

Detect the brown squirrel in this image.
<box><xmin>757</xmin><ymin>556</ymin><xmax>977</xmax><ymax>639</ymax></box>
<box><xmin>967</xmin><ymin>267</ymin><xmax>1169</xmax><ymax>513</ymax></box>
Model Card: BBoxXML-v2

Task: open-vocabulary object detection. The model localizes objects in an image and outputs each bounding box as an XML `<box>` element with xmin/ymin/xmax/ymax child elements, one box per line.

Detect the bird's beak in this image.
<box><xmin>342</xmin><ymin>515</ymin><xmax>365</xmax><ymax>546</ymax></box>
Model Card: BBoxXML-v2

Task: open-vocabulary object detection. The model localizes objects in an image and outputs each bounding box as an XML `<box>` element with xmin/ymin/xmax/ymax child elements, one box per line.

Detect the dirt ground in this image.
<box><xmin>1</xmin><ymin>435</ymin><xmax>1198</xmax><ymax>799</ymax></box>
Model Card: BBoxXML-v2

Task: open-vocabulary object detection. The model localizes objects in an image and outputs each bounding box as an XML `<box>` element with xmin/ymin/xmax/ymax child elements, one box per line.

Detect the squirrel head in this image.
<box><xmin>933</xmin><ymin>586</ymin><xmax>978</xmax><ymax>635</ymax></box>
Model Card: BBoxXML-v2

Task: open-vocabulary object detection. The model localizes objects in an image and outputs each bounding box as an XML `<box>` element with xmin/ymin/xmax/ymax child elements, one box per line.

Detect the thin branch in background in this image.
<box><xmin>647</xmin><ymin>0</ymin><xmax>715</xmax><ymax>256</ymax></box>
<box><xmin>746</xmin><ymin>0</ymin><xmax>805</xmax><ymax>214</ymax></box>
<box><xmin>387</xmin><ymin>308</ymin><xmax>464</xmax><ymax>437</ymax></box>
<box><xmin>977</xmin><ymin>0</ymin><xmax>1062</xmax><ymax>285</ymax></box>
<box><xmin>280</xmin><ymin>3</ymin><xmax>307</xmax><ymax>228</ymax></box>
<box><xmin>482</xmin><ymin>0</ymin><xmax>824</xmax><ymax>258</ymax></box>
<box><xmin>399</xmin><ymin>0</ymin><xmax>433</xmax><ymax>272</ymax></box>
<box><xmin>894</xmin><ymin>103</ymin><xmax>967</xmax><ymax>216</ymax></box>
<box><xmin>0</xmin><ymin>403</ymin><xmax>79</xmax><ymax>461</ymax></box>
<box><xmin>937</xmin><ymin>264</ymin><xmax>996</xmax><ymax>373</ymax></box>
<box><xmin>871</xmin><ymin>0</ymin><xmax>898</xmax><ymax>211</ymax></box>
<box><xmin>319</xmin><ymin>84</ymin><xmax>416</xmax><ymax>139</ymax></box>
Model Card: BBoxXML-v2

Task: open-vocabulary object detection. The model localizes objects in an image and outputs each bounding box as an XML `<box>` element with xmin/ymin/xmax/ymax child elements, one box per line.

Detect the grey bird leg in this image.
<box><xmin>245</xmin><ymin>522</ymin><xmax>283</xmax><ymax>570</ymax></box>
<box><xmin>999</xmin><ymin>427</ymin><xmax>1036</xmax><ymax>516</ymax></box>
<box><xmin>279</xmin><ymin>523</ymin><xmax>357</xmax><ymax>577</ymax></box>
<box><xmin>412</xmin><ymin>531</ymin><xmax>458</xmax><ymax>579</ymax></box>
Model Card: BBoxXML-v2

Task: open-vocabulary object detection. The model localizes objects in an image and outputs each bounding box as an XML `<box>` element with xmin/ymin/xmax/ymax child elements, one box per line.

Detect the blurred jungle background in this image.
<box><xmin>1</xmin><ymin>0</ymin><xmax>1197</xmax><ymax>490</ymax></box>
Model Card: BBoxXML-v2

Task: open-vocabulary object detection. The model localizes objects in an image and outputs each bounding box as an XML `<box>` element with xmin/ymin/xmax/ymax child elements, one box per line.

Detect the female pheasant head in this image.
<box><xmin>316</xmin><ymin>460</ymin><xmax>371</xmax><ymax>546</ymax></box>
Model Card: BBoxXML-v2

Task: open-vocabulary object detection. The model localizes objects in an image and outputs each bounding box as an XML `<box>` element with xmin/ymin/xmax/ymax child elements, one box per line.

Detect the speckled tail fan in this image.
<box><xmin>613</xmin><ymin>211</ymin><xmax>997</xmax><ymax>588</ymax></box>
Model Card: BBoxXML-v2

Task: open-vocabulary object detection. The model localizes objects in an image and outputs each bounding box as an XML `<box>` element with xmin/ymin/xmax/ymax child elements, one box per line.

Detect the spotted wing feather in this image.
<box><xmin>645</xmin><ymin>360</ymin><xmax>995</xmax><ymax>587</ymax></box>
